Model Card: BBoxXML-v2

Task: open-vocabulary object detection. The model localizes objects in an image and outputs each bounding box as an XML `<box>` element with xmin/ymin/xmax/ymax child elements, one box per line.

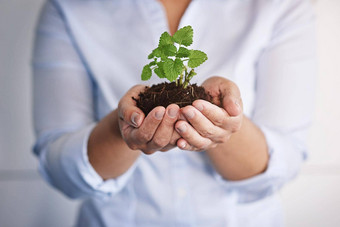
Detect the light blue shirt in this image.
<box><xmin>32</xmin><ymin>0</ymin><xmax>316</xmax><ymax>226</ymax></box>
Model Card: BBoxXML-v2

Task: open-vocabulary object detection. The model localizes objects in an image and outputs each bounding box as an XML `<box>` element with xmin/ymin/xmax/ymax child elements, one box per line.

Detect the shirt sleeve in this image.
<box><xmin>214</xmin><ymin>0</ymin><xmax>317</xmax><ymax>203</ymax></box>
<box><xmin>32</xmin><ymin>1</ymin><xmax>137</xmax><ymax>199</ymax></box>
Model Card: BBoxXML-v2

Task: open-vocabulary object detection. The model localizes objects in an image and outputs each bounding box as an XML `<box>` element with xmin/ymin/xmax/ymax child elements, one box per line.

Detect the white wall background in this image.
<box><xmin>0</xmin><ymin>1</ymin><xmax>80</xmax><ymax>227</ymax></box>
<box><xmin>0</xmin><ymin>0</ymin><xmax>339</xmax><ymax>226</ymax></box>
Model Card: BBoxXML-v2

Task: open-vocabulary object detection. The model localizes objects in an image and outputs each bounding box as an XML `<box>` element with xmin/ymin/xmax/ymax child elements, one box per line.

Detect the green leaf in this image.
<box><xmin>141</xmin><ymin>65</ymin><xmax>152</xmax><ymax>81</ymax></box>
<box><xmin>149</xmin><ymin>61</ymin><xmax>157</xmax><ymax>66</ymax></box>
<box><xmin>176</xmin><ymin>47</ymin><xmax>190</xmax><ymax>58</ymax></box>
<box><xmin>147</xmin><ymin>49</ymin><xmax>156</xmax><ymax>59</ymax></box>
<box><xmin>148</xmin><ymin>47</ymin><xmax>162</xmax><ymax>59</ymax></box>
<box><xmin>163</xmin><ymin>58</ymin><xmax>184</xmax><ymax>82</ymax></box>
<box><xmin>143</xmin><ymin>26</ymin><xmax>208</xmax><ymax>84</ymax></box>
<box><xmin>173</xmin><ymin>25</ymin><xmax>193</xmax><ymax>46</ymax></box>
<box><xmin>154</xmin><ymin>62</ymin><xmax>166</xmax><ymax>78</ymax></box>
<box><xmin>159</xmin><ymin>32</ymin><xmax>174</xmax><ymax>46</ymax></box>
<box><xmin>147</xmin><ymin>52</ymin><xmax>153</xmax><ymax>59</ymax></box>
<box><xmin>188</xmin><ymin>50</ymin><xmax>208</xmax><ymax>68</ymax></box>
<box><xmin>147</xmin><ymin>47</ymin><xmax>159</xmax><ymax>59</ymax></box>
<box><xmin>161</xmin><ymin>44</ymin><xmax>177</xmax><ymax>56</ymax></box>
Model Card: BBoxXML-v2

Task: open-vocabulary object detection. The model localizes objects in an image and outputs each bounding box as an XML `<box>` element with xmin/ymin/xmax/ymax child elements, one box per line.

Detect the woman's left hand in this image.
<box><xmin>175</xmin><ymin>76</ymin><xmax>244</xmax><ymax>151</ymax></box>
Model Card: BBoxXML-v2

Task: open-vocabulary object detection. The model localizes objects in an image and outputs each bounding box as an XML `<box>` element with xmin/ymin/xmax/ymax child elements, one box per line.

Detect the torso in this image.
<box><xmin>54</xmin><ymin>0</ymin><xmax>283</xmax><ymax>226</ymax></box>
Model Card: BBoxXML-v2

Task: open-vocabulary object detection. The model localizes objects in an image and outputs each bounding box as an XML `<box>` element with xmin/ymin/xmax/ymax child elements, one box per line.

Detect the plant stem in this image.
<box><xmin>178</xmin><ymin>73</ymin><xmax>183</xmax><ymax>86</ymax></box>
<box><xmin>183</xmin><ymin>69</ymin><xmax>196</xmax><ymax>88</ymax></box>
<box><xmin>181</xmin><ymin>67</ymin><xmax>188</xmax><ymax>88</ymax></box>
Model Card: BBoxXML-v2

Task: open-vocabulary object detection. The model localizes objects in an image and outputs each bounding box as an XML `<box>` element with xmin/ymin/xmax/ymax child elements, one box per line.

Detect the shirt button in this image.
<box><xmin>177</xmin><ymin>188</ymin><xmax>187</xmax><ymax>198</ymax></box>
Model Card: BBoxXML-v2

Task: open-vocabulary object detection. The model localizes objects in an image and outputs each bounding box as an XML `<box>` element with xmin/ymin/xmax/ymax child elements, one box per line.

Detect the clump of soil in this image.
<box><xmin>133</xmin><ymin>82</ymin><xmax>212</xmax><ymax>116</ymax></box>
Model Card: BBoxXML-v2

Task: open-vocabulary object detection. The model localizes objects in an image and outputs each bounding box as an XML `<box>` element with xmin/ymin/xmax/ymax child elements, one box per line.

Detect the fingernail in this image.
<box><xmin>131</xmin><ymin>112</ymin><xmax>140</xmax><ymax>127</ymax></box>
<box><xmin>184</xmin><ymin>110</ymin><xmax>195</xmax><ymax>119</ymax></box>
<box><xmin>168</xmin><ymin>108</ymin><xmax>178</xmax><ymax>118</ymax></box>
<box><xmin>176</xmin><ymin>124</ymin><xmax>187</xmax><ymax>133</ymax></box>
<box><xmin>179</xmin><ymin>141</ymin><xmax>186</xmax><ymax>149</ymax></box>
<box><xmin>195</xmin><ymin>103</ymin><xmax>204</xmax><ymax>111</ymax></box>
<box><xmin>155</xmin><ymin>109</ymin><xmax>165</xmax><ymax>120</ymax></box>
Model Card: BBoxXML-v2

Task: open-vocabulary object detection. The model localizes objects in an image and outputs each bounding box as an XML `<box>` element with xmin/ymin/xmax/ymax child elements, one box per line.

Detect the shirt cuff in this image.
<box><xmin>213</xmin><ymin>125</ymin><xmax>306</xmax><ymax>203</ymax></box>
<box><xmin>79</xmin><ymin>124</ymin><xmax>139</xmax><ymax>197</ymax></box>
<box><xmin>39</xmin><ymin>123</ymin><xmax>138</xmax><ymax>199</ymax></box>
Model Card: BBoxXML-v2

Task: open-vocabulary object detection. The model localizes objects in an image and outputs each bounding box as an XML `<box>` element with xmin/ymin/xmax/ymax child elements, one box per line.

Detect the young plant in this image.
<box><xmin>141</xmin><ymin>25</ymin><xmax>208</xmax><ymax>88</ymax></box>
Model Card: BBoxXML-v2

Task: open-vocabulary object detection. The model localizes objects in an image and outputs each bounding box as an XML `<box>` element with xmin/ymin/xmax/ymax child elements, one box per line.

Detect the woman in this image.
<box><xmin>33</xmin><ymin>0</ymin><xmax>316</xmax><ymax>226</ymax></box>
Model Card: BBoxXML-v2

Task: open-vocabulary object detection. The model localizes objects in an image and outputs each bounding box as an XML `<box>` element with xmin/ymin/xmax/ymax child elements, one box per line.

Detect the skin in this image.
<box><xmin>175</xmin><ymin>77</ymin><xmax>268</xmax><ymax>180</ymax></box>
<box><xmin>88</xmin><ymin>85</ymin><xmax>181</xmax><ymax>180</ymax></box>
<box><xmin>159</xmin><ymin>0</ymin><xmax>192</xmax><ymax>35</ymax></box>
<box><xmin>88</xmin><ymin>0</ymin><xmax>269</xmax><ymax>181</ymax></box>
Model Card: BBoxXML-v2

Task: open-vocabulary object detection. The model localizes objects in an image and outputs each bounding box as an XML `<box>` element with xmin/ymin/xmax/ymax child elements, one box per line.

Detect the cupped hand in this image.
<box><xmin>175</xmin><ymin>76</ymin><xmax>243</xmax><ymax>151</ymax></box>
<box><xmin>118</xmin><ymin>85</ymin><xmax>181</xmax><ymax>154</ymax></box>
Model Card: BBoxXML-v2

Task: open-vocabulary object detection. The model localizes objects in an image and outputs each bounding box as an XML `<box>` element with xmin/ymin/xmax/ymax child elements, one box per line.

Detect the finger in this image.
<box><xmin>141</xmin><ymin>149</ymin><xmax>157</xmax><ymax>155</ymax></box>
<box><xmin>118</xmin><ymin>117</ymin><xmax>133</xmax><ymax>141</ymax></box>
<box><xmin>159</xmin><ymin>130</ymin><xmax>182</xmax><ymax>151</ymax></box>
<box><xmin>176</xmin><ymin>138</ymin><xmax>199</xmax><ymax>151</ymax></box>
<box><xmin>192</xmin><ymin>99</ymin><xmax>229</xmax><ymax>127</ymax></box>
<box><xmin>179</xmin><ymin>113</ymin><xmax>186</xmax><ymax>120</ymax></box>
<box><xmin>159</xmin><ymin>144</ymin><xmax>177</xmax><ymax>152</ymax></box>
<box><xmin>118</xmin><ymin>85</ymin><xmax>146</xmax><ymax>127</ymax></box>
<box><xmin>131</xmin><ymin>106</ymin><xmax>165</xmax><ymax>144</ymax></box>
<box><xmin>196</xmin><ymin>100</ymin><xmax>243</xmax><ymax>133</ymax></box>
<box><xmin>175</xmin><ymin>120</ymin><xmax>212</xmax><ymax>151</ymax></box>
<box><xmin>202</xmin><ymin>77</ymin><xmax>242</xmax><ymax>117</ymax></box>
<box><xmin>147</xmin><ymin>104</ymin><xmax>179</xmax><ymax>149</ymax></box>
<box><xmin>181</xmin><ymin>105</ymin><xmax>226</xmax><ymax>142</ymax></box>
<box><xmin>169</xmin><ymin>130</ymin><xmax>181</xmax><ymax>145</ymax></box>
<box><xmin>223</xmin><ymin>95</ymin><xmax>242</xmax><ymax>117</ymax></box>
<box><xmin>219</xmin><ymin>80</ymin><xmax>242</xmax><ymax>117</ymax></box>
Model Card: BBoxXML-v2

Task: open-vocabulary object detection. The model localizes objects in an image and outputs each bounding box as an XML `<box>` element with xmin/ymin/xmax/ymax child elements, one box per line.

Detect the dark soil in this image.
<box><xmin>133</xmin><ymin>82</ymin><xmax>212</xmax><ymax>116</ymax></box>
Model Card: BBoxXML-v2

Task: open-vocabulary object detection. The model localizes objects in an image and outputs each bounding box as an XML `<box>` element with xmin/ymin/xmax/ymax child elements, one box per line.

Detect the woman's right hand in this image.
<box><xmin>118</xmin><ymin>85</ymin><xmax>181</xmax><ymax>155</ymax></box>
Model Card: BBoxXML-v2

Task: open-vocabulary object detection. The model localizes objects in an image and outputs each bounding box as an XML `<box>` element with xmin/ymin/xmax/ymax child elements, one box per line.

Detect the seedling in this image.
<box><xmin>135</xmin><ymin>25</ymin><xmax>211</xmax><ymax>115</ymax></box>
<box><xmin>141</xmin><ymin>25</ymin><xmax>208</xmax><ymax>88</ymax></box>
